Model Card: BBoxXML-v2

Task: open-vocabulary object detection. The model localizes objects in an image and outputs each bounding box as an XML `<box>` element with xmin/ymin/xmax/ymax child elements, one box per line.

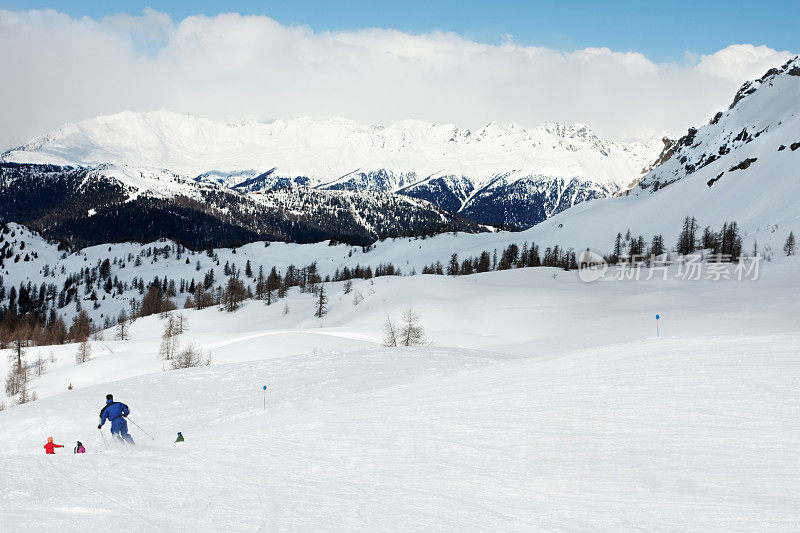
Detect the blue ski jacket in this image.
<box><xmin>99</xmin><ymin>399</ymin><xmax>130</xmax><ymax>427</ymax></box>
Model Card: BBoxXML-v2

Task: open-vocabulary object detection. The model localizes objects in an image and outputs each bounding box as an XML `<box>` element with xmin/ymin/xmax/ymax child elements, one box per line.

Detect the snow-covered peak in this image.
<box><xmin>2</xmin><ymin>111</ymin><xmax>660</xmax><ymax>190</ymax></box>
<box><xmin>728</xmin><ymin>55</ymin><xmax>800</xmax><ymax>110</ymax></box>
<box><xmin>636</xmin><ymin>55</ymin><xmax>800</xmax><ymax>195</ymax></box>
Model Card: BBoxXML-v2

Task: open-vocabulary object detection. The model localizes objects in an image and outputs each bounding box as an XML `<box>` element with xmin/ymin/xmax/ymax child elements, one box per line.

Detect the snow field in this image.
<box><xmin>0</xmin><ymin>334</ymin><xmax>797</xmax><ymax>530</ymax></box>
<box><xmin>3</xmin><ymin>260</ymin><xmax>798</xmax><ymax>405</ymax></box>
<box><xmin>0</xmin><ymin>261</ymin><xmax>798</xmax><ymax>530</ymax></box>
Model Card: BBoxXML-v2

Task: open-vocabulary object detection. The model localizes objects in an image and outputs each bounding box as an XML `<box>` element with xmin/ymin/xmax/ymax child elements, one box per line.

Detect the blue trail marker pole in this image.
<box><xmin>655</xmin><ymin>314</ymin><xmax>660</xmax><ymax>338</ymax></box>
<box><xmin>263</xmin><ymin>385</ymin><xmax>267</xmax><ymax>411</ymax></box>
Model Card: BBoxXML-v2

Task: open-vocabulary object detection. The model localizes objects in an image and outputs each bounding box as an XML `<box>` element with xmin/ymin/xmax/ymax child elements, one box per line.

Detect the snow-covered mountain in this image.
<box><xmin>0</xmin><ymin>162</ymin><xmax>481</xmax><ymax>248</ymax></box>
<box><xmin>516</xmin><ymin>55</ymin><xmax>800</xmax><ymax>254</ymax></box>
<box><xmin>3</xmin><ymin>114</ymin><xmax>657</xmax><ymax>188</ymax></box>
<box><xmin>633</xmin><ymin>55</ymin><xmax>800</xmax><ymax>203</ymax></box>
<box><xmin>2</xmin><ymin>113</ymin><xmax>660</xmax><ymax>228</ymax></box>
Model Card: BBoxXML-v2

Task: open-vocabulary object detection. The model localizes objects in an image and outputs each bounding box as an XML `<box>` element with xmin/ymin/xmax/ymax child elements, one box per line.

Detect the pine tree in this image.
<box><xmin>447</xmin><ymin>254</ymin><xmax>459</xmax><ymax>276</ymax></box>
<box><xmin>529</xmin><ymin>244</ymin><xmax>541</xmax><ymax>267</ymax></box>
<box><xmin>612</xmin><ymin>233</ymin><xmax>622</xmax><ymax>263</ymax></box>
<box><xmin>677</xmin><ymin>216</ymin><xmax>698</xmax><ymax>255</ymax></box>
<box><xmin>194</xmin><ymin>284</ymin><xmax>211</xmax><ymax>310</ymax></box>
<box><xmin>139</xmin><ymin>284</ymin><xmax>175</xmax><ymax>318</ymax></box>
<box><xmin>315</xmin><ymin>284</ymin><xmax>328</xmax><ymax>318</ymax></box>
<box><xmin>255</xmin><ymin>266</ymin><xmax>267</xmax><ymax>300</ymax></box>
<box><xmin>477</xmin><ymin>251</ymin><xmax>492</xmax><ymax>272</ymax></box>
<box><xmin>649</xmin><ymin>234</ymin><xmax>665</xmax><ymax>258</ymax></box>
<box><xmin>701</xmin><ymin>226</ymin><xmax>717</xmax><ymax>250</ymax></box>
<box><xmin>636</xmin><ymin>236</ymin><xmax>646</xmax><ymax>258</ymax></box>
<box><xmin>627</xmin><ymin>237</ymin><xmax>640</xmax><ymax>262</ymax></box>
<box><xmin>70</xmin><ymin>310</ymin><xmax>92</xmax><ymax>342</ymax></box>
<box><xmin>720</xmin><ymin>221</ymin><xmax>742</xmax><ymax>259</ymax></box>
<box><xmin>784</xmin><ymin>231</ymin><xmax>796</xmax><ymax>256</ymax></box>
<box><xmin>221</xmin><ymin>276</ymin><xmax>246</xmax><ymax>312</ymax></box>
<box><xmin>266</xmin><ymin>267</ymin><xmax>281</xmax><ymax>305</ymax></box>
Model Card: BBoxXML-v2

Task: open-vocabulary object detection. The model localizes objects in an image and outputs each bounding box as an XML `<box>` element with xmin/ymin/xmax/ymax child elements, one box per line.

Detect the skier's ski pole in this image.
<box><xmin>99</xmin><ymin>427</ymin><xmax>108</xmax><ymax>449</ymax></box>
<box><xmin>126</xmin><ymin>417</ymin><xmax>155</xmax><ymax>440</ymax></box>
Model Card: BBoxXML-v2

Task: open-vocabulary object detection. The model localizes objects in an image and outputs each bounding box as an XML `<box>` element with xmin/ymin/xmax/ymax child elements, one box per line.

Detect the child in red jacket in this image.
<box><xmin>44</xmin><ymin>436</ymin><xmax>64</xmax><ymax>454</ymax></box>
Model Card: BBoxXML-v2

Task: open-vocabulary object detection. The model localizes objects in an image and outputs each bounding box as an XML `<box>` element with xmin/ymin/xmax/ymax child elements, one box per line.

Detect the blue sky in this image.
<box><xmin>1</xmin><ymin>0</ymin><xmax>797</xmax><ymax>61</ymax></box>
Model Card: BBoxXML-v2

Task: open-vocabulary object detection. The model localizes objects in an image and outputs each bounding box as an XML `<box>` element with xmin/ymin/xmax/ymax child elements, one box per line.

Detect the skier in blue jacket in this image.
<box><xmin>98</xmin><ymin>394</ymin><xmax>135</xmax><ymax>445</ymax></box>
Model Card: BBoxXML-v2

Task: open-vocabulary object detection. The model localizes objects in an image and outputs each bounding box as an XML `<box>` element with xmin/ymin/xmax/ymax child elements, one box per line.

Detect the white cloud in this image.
<box><xmin>0</xmin><ymin>9</ymin><xmax>794</xmax><ymax>149</ymax></box>
<box><xmin>694</xmin><ymin>44</ymin><xmax>790</xmax><ymax>80</ymax></box>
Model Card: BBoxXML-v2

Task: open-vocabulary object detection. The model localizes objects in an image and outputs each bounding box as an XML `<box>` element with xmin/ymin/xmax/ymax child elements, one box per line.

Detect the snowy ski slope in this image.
<box><xmin>0</xmin><ymin>262</ymin><xmax>798</xmax><ymax>530</ymax></box>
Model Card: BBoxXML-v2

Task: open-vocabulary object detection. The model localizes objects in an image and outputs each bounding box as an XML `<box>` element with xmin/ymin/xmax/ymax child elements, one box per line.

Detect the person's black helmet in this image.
<box><xmin>106</xmin><ymin>394</ymin><xmax>113</xmax><ymax>401</ymax></box>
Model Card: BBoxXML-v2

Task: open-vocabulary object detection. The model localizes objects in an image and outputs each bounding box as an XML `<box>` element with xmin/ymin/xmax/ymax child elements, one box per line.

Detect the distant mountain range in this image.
<box><xmin>2</xmin><ymin>56</ymin><xmax>797</xmax><ymax>249</ymax></box>
<box><xmin>3</xmin><ymin>112</ymin><xmax>657</xmax><ymax>188</ymax></box>
<box><xmin>1</xmin><ymin>113</ymin><xmax>659</xmax><ymax>233</ymax></box>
